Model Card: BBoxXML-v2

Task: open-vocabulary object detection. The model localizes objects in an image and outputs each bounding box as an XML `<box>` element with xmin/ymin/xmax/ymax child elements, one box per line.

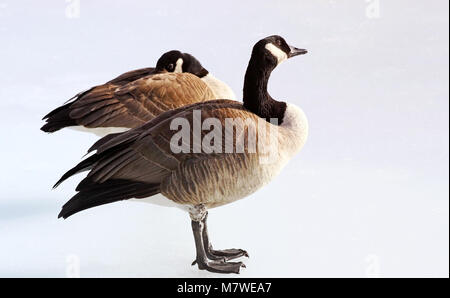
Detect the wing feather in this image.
<box><xmin>56</xmin><ymin>100</ymin><xmax>266</xmax><ymax>217</ymax></box>
<box><xmin>41</xmin><ymin>71</ymin><xmax>216</xmax><ymax>133</ymax></box>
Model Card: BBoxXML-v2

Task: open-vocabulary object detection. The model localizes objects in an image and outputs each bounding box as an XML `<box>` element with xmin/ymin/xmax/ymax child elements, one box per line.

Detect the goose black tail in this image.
<box><xmin>53</xmin><ymin>153</ymin><xmax>100</xmax><ymax>188</ymax></box>
<box><xmin>58</xmin><ymin>180</ymin><xmax>160</xmax><ymax>219</ymax></box>
<box><xmin>41</xmin><ymin>102</ymin><xmax>77</xmax><ymax>133</ymax></box>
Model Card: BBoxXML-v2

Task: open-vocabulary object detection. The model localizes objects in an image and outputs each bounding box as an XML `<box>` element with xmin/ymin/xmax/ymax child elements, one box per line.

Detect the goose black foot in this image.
<box><xmin>196</xmin><ymin>258</ymin><xmax>245</xmax><ymax>274</ymax></box>
<box><xmin>192</xmin><ymin>247</ymin><xmax>249</xmax><ymax>265</ymax></box>
<box><xmin>190</xmin><ymin>210</ymin><xmax>248</xmax><ymax>274</ymax></box>
<box><xmin>209</xmin><ymin>247</ymin><xmax>249</xmax><ymax>260</ymax></box>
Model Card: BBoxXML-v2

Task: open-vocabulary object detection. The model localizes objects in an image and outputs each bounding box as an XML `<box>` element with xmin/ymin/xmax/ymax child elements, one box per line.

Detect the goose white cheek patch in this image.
<box><xmin>174</xmin><ymin>58</ymin><xmax>183</xmax><ymax>73</ymax></box>
<box><xmin>265</xmin><ymin>43</ymin><xmax>287</xmax><ymax>65</ymax></box>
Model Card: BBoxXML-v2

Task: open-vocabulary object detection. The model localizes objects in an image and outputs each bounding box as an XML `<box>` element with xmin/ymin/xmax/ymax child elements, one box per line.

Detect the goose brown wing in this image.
<box><xmin>57</xmin><ymin>99</ymin><xmax>263</xmax><ymax>218</ymax></box>
<box><xmin>41</xmin><ymin>71</ymin><xmax>215</xmax><ymax>132</ymax></box>
<box><xmin>41</xmin><ymin>67</ymin><xmax>155</xmax><ymax>132</ymax></box>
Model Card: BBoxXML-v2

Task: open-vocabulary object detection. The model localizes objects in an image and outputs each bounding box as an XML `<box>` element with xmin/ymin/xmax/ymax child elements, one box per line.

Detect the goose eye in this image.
<box><xmin>276</xmin><ymin>40</ymin><xmax>282</xmax><ymax>46</ymax></box>
<box><xmin>167</xmin><ymin>63</ymin><xmax>174</xmax><ymax>71</ymax></box>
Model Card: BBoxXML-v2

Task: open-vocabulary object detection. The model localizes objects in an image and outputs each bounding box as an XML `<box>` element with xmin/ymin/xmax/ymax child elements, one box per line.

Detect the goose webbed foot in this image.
<box><xmin>190</xmin><ymin>210</ymin><xmax>248</xmax><ymax>274</ymax></box>
<box><xmin>191</xmin><ymin>246</ymin><xmax>249</xmax><ymax>266</ymax></box>
<box><xmin>208</xmin><ymin>246</ymin><xmax>249</xmax><ymax>260</ymax></box>
<box><xmin>195</xmin><ymin>258</ymin><xmax>245</xmax><ymax>274</ymax></box>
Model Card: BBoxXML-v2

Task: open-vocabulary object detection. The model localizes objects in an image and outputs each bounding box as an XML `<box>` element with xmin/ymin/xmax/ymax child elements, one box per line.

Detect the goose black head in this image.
<box><xmin>250</xmin><ymin>35</ymin><xmax>307</xmax><ymax>70</ymax></box>
<box><xmin>155</xmin><ymin>50</ymin><xmax>209</xmax><ymax>78</ymax></box>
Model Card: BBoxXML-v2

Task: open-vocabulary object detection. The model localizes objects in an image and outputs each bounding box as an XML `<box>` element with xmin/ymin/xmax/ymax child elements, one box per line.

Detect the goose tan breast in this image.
<box><xmin>159</xmin><ymin>107</ymin><xmax>289</xmax><ymax>208</ymax></box>
<box><xmin>160</xmin><ymin>153</ymin><xmax>274</xmax><ymax>208</ymax></box>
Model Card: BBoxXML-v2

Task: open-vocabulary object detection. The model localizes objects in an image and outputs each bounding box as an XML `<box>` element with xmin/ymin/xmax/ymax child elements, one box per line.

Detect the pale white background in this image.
<box><xmin>0</xmin><ymin>0</ymin><xmax>448</xmax><ymax>277</ymax></box>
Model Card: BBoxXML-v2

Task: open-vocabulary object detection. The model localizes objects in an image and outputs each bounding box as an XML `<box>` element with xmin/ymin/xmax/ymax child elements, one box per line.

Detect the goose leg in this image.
<box><xmin>190</xmin><ymin>209</ymin><xmax>245</xmax><ymax>274</ymax></box>
<box><xmin>201</xmin><ymin>212</ymin><xmax>249</xmax><ymax>261</ymax></box>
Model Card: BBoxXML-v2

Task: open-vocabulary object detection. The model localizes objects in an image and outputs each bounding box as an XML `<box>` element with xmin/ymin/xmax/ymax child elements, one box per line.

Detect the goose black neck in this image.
<box><xmin>243</xmin><ymin>55</ymin><xmax>286</xmax><ymax>124</ymax></box>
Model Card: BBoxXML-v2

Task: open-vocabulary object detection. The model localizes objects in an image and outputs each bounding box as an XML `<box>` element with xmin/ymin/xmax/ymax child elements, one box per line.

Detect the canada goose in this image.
<box><xmin>54</xmin><ymin>35</ymin><xmax>308</xmax><ymax>274</ymax></box>
<box><xmin>41</xmin><ymin>50</ymin><xmax>236</xmax><ymax>136</ymax></box>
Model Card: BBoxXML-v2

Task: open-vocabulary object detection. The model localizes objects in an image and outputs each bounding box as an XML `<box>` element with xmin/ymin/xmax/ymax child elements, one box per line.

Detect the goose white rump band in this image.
<box><xmin>70</xmin><ymin>126</ymin><xmax>129</xmax><ymax>137</ymax></box>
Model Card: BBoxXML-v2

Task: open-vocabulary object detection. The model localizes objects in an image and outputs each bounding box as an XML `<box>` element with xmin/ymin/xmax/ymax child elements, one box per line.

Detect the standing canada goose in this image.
<box><xmin>54</xmin><ymin>35</ymin><xmax>308</xmax><ymax>274</ymax></box>
<box><xmin>41</xmin><ymin>50</ymin><xmax>236</xmax><ymax>136</ymax></box>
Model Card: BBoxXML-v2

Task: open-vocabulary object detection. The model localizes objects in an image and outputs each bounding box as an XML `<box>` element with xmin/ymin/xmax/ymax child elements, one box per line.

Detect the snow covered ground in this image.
<box><xmin>0</xmin><ymin>0</ymin><xmax>448</xmax><ymax>277</ymax></box>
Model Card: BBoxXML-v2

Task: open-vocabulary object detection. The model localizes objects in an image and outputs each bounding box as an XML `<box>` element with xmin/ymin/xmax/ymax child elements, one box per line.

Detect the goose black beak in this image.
<box><xmin>288</xmin><ymin>46</ymin><xmax>308</xmax><ymax>58</ymax></box>
<box><xmin>196</xmin><ymin>67</ymin><xmax>210</xmax><ymax>78</ymax></box>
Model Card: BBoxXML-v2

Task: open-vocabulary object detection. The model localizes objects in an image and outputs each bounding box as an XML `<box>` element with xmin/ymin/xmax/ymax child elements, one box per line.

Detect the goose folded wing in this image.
<box><xmin>41</xmin><ymin>67</ymin><xmax>156</xmax><ymax>132</ymax></box>
<box><xmin>57</xmin><ymin>99</ymin><xmax>261</xmax><ymax>218</ymax></box>
<box><xmin>42</xmin><ymin>72</ymin><xmax>215</xmax><ymax>132</ymax></box>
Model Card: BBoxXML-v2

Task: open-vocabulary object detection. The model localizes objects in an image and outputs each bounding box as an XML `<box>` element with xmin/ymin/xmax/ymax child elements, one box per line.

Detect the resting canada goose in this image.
<box><xmin>41</xmin><ymin>50</ymin><xmax>236</xmax><ymax>136</ymax></box>
<box><xmin>55</xmin><ymin>35</ymin><xmax>308</xmax><ymax>274</ymax></box>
